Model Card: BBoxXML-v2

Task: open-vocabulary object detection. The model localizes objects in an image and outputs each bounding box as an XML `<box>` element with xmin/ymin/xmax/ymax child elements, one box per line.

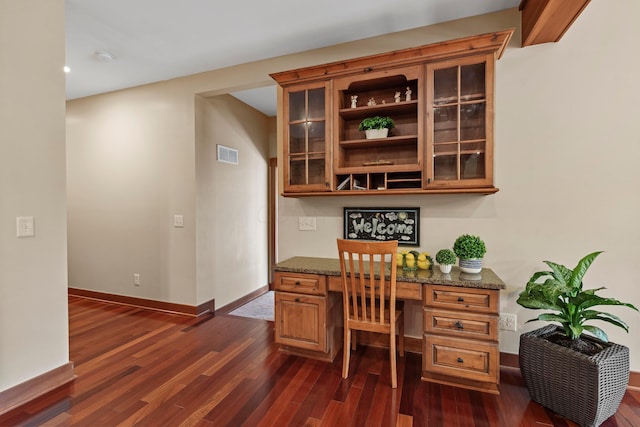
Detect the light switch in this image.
<box><xmin>298</xmin><ymin>217</ymin><xmax>317</xmax><ymax>231</ymax></box>
<box><xmin>173</xmin><ymin>215</ymin><xmax>184</xmax><ymax>228</ymax></box>
<box><xmin>17</xmin><ymin>216</ymin><xmax>34</xmax><ymax>237</ymax></box>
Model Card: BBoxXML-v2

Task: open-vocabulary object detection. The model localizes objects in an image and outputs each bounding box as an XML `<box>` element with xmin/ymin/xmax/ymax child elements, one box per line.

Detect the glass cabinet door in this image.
<box><xmin>283</xmin><ymin>82</ymin><xmax>331</xmax><ymax>192</ymax></box>
<box><xmin>426</xmin><ymin>54</ymin><xmax>494</xmax><ymax>188</ymax></box>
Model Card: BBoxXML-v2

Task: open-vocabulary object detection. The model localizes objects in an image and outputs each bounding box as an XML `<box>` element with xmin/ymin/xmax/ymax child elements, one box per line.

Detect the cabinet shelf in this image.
<box><xmin>339</xmin><ymin>100</ymin><xmax>418</xmax><ymax>119</ymax></box>
<box><xmin>434</xmin><ymin>93</ymin><xmax>485</xmax><ymax>105</ymax></box>
<box><xmin>289</xmin><ymin>151</ymin><xmax>326</xmax><ymax>159</ymax></box>
<box><xmin>336</xmin><ymin>164</ymin><xmax>420</xmax><ymax>174</ymax></box>
<box><xmin>339</xmin><ymin>135</ymin><xmax>418</xmax><ymax>149</ymax></box>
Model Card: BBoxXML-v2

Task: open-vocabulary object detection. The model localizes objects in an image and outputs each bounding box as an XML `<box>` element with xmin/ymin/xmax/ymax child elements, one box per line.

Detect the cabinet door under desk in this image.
<box><xmin>274</xmin><ymin>271</ymin><xmax>342</xmax><ymax>362</ymax></box>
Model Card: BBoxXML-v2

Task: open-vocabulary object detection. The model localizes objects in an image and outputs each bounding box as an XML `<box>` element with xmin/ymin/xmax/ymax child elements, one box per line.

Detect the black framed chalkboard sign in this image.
<box><xmin>343</xmin><ymin>207</ymin><xmax>420</xmax><ymax>246</ymax></box>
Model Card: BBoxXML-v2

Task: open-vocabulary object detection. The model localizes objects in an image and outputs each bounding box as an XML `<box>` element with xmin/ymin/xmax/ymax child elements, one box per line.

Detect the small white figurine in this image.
<box><xmin>394</xmin><ymin>91</ymin><xmax>401</xmax><ymax>103</ymax></box>
<box><xmin>350</xmin><ymin>95</ymin><xmax>358</xmax><ymax>108</ymax></box>
<box><xmin>367</xmin><ymin>97</ymin><xmax>377</xmax><ymax>106</ymax></box>
<box><xmin>405</xmin><ymin>87</ymin><xmax>412</xmax><ymax>102</ymax></box>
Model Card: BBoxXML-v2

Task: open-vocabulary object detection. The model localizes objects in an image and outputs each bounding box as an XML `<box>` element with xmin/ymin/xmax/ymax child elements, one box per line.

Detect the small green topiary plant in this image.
<box><xmin>453</xmin><ymin>234</ymin><xmax>486</xmax><ymax>259</ymax></box>
<box><xmin>435</xmin><ymin>249</ymin><xmax>456</xmax><ymax>265</ymax></box>
<box><xmin>358</xmin><ymin>116</ymin><xmax>395</xmax><ymax>131</ymax></box>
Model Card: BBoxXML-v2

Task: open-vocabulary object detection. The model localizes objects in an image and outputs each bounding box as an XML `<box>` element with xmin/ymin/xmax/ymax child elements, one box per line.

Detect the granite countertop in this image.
<box><xmin>274</xmin><ymin>256</ymin><xmax>506</xmax><ymax>290</ymax></box>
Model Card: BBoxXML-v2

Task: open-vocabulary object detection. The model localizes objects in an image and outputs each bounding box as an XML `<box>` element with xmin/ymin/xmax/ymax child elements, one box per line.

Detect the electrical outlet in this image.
<box><xmin>298</xmin><ymin>217</ymin><xmax>317</xmax><ymax>231</ymax></box>
<box><xmin>499</xmin><ymin>313</ymin><xmax>517</xmax><ymax>331</ymax></box>
<box><xmin>133</xmin><ymin>273</ymin><xmax>140</xmax><ymax>286</ymax></box>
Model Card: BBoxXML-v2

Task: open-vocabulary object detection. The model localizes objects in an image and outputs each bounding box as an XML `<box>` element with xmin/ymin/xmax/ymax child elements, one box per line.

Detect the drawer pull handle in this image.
<box><xmin>457</xmin><ymin>357</ymin><xmax>464</xmax><ymax>363</ymax></box>
<box><xmin>454</xmin><ymin>321</ymin><xmax>464</xmax><ymax>329</ymax></box>
<box><xmin>295</xmin><ymin>297</ymin><xmax>300</xmax><ymax>303</ymax></box>
<box><xmin>457</xmin><ymin>297</ymin><xmax>464</xmax><ymax>302</ymax></box>
<box><xmin>294</xmin><ymin>281</ymin><xmax>301</xmax><ymax>285</ymax></box>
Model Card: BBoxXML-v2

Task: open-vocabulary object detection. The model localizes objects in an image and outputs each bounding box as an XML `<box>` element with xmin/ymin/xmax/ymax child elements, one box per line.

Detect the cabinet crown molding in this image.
<box><xmin>270</xmin><ymin>29</ymin><xmax>514</xmax><ymax>86</ymax></box>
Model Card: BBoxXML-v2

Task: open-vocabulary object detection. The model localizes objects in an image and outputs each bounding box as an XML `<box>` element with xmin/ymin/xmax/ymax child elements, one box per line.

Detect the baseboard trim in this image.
<box><xmin>216</xmin><ymin>285</ymin><xmax>270</xmax><ymax>315</ymax></box>
<box><xmin>352</xmin><ymin>339</ymin><xmax>640</xmax><ymax>391</ymax></box>
<box><xmin>0</xmin><ymin>362</ymin><xmax>75</xmax><ymax>416</ymax></box>
<box><xmin>68</xmin><ymin>288</ymin><xmax>214</xmax><ymax>317</ymax></box>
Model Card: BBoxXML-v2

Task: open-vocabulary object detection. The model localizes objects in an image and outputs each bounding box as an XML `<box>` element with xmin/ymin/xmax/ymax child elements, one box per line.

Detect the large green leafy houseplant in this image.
<box><xmin>517</xmin><ymin>251</ymin><xmax>638</xmax><ymax>348</ymax></box>
<box><xmin>517</xmin><ymin>251</ymin><xmax>638</xmax><ymax>426</ymax></box>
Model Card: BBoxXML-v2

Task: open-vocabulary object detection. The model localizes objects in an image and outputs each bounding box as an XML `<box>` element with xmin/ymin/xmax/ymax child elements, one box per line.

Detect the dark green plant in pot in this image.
<box><xmin>517</xmin><ymin>251</ymin><xmax>638</xmax><ymax>346</ymax></box>
<box><xmin>435</xmin><ymin>249</ymin><xmax>456</xmax><ymax>265</ymax></box>
<box><xmin>358</xmin><ymin>116</ymin><xmax>395</xmax><ymax>131</ymax></box>
<box><xmin>452</xmin><ymin>234</ymin><xmax>486</xmax><ymax>259</ymax></box>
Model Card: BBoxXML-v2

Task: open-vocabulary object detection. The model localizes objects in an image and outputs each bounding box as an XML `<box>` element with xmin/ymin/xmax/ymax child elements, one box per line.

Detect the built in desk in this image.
<box><xmin>274</xmin><ymin>256</ymin><xmax>506</xmax><ymax>394</ymax></box>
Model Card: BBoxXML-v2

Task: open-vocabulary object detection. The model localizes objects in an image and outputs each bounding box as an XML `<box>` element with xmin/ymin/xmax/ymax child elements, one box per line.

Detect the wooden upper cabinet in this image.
<box><xmin>426</xmin><ymin>53</ymin><xmax>495</xmax><ymax>189</ymax></box>
<box><xmin>270</xmin><ymin>29</ymin><xmax>513</xmax><ymax>197</ymax></box>
<box><xmin>282</xmin><ymin>81</ymin><xmax>332</xmax><ymax>193</ymax></box>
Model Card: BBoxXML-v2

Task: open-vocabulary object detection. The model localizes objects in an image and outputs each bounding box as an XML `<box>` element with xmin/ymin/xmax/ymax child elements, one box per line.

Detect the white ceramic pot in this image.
<box><xmin>365</xmin><ymin>128</ymin><xmax>389</xmax><ymax>139</ymax></box>
<box><xmin>438</xmin><ymin>264</ymin><xmax>452</xmax><ymax>274</ymax></box>
<box><xmin>459</xmin><ymin>258</ymin><xmax>482</xmax><ymax>274</ymax></box>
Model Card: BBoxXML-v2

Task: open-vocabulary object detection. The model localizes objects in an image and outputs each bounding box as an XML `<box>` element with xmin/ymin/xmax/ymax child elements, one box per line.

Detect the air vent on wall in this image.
<box><xmin>217</xmin><ymin>145</ymin><xmax>238</xmax><ymax>165</ymax></box>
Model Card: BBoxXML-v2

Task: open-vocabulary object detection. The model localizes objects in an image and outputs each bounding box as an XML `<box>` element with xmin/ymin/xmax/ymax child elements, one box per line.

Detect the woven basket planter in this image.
<box><xmin>519</xmin><ymin>325</ymin><xmax>629</xmax><ymax>427</ymax></box>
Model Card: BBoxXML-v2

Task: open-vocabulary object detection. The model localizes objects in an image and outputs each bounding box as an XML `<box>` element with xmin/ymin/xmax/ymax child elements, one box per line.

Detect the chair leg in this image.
<box><xmin>342</xmin><ymin>326</ymin><xmax>351</xmax><ymax>379</ymax></box>
<box><xmin>389</xmin><ymin>328</ymin><xmax>397</xmax><ymax>388</ymax></box>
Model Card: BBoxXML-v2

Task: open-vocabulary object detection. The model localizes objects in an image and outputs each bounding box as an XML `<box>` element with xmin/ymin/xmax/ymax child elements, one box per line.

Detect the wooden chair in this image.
<box><xmin>337</xmin><ymin>238</ymin><xmax>405</xmax><ymax>388</ymax></box>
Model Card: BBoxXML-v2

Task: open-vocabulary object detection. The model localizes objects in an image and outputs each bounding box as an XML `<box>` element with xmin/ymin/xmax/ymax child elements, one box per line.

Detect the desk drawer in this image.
<box><xmin>327</xmin><ymin>275</ymin><xmax>421</xmax><ymax>301</ymax></box>
<box><xmin>423</xmin><ymin>335</ymin><xmax>499</xmax><ymax>384</ymax></box>
<box><xmin>274</xmin><ymin>272</ymin><xmax>326</xmax><ymax>295</ymax></box>
<box><xmin>424</xmin><ymin>308</ymin><xmax>498</xmax><ymax>341</ymax></box>
<box><xmin>424</xmin><ymin>285</ymin><xmax>498</xmax><ymax>314</ymax></box>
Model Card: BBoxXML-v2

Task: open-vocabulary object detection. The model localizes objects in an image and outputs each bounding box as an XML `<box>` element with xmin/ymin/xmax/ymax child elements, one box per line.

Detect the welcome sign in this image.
<box><xmin>343</xmin><ymin>207</ymin><xmax>420</xmax><ymax>246</ymax></box>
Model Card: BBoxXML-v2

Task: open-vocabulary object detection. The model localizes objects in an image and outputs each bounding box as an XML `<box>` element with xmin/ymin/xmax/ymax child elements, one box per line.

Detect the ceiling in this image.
<box><xmin>65</xmin><ymin>0</ymin><xmax>520</xmax><ymax>116</ymax></box>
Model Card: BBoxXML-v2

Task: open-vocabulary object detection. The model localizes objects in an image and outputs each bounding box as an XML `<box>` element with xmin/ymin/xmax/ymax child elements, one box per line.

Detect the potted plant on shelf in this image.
<box><xmin>452</xmin><ymin>234</ymin><xmax>486</xmax><ymax>273</ymax></box>
<box><xmin>517</xmin><ymin>251</ymin><xmax>638</xmax><ymax>427</ymax></box>
<box><xmin>435</xmin><ymin>249</ymin><xmax>456</xmax><ymax>274</ymax></box>
<box><xmin>358</xmin><ymin>116</ymin><xmax>395</xmax><ymax>139</ymax></box>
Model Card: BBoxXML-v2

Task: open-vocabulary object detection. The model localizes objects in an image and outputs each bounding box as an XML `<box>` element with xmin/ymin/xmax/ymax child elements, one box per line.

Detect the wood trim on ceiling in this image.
<box><xmin>519</xmin><ymin>0</ymin><xmax>591</xmax><ymax>47</ymax></box>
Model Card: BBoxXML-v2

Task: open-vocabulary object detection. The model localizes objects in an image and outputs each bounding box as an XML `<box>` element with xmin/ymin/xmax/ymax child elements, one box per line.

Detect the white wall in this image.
<box><xmin>277</xmin><ymin>1</ymin><xmax>640</xmax><ymax>370</ymax></box>
<box><xmin>195</xmin><ymin>95</ymin><xmax>270</xmax><ymax>307</ymax></box>
<box><xmin>0</xmin><ymin>0</ymin><xmax>68</xmax><ymax>392</ymax></box>
<box><xmin>67</xmin><ymin>86</ymin><xmax>198</xmax><ymax>304</ymax></box>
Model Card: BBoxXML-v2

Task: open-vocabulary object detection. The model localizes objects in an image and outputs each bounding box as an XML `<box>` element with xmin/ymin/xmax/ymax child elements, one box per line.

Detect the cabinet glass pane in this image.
<box><xmin>289</xmin><ymin>91</ymin><xmax>306</xmax><ymax>121</ymax></box>
<box><xmin>434</xmin><ymin>106</ymin><xmax>458</xmax><ymax>143</ymax></box>
<box><xmin>434</xmin><ymin>67</ymin><xmax>458</xmax><ymax>105</ymax></box>
<box><xmin>460</xmin><ymin>103</ymin><xmax>485</xmax><ymax>141</ymax></box>
<box><xmin>289</xmin><ymin>123</ymin><xmax>306</xmax><ymax>154</ymax></box>
<box><xmin>308</xmin><ymin>88</ymin><xmax>325</xmax><ymax>119</ymax></box>
<box><xmin>308</xmin><ymin>122</ymin><xmax>325</xmax><ymax>153</ymax></box>
<box><xmin>289</xmin><ymin>158</ymin><xmax>306</xmax><ymax>185</ymax></box>
<box><xmin>461</xmin><ymin>153</ymin><xmax>485</xmax><ymax>179</ymax></box>
<box><xmin>461</xmin><ymin>63</ymin><xmax>485</xmax><ymax>101</ymax></box>
<box><xmin>433</xmin><ymin>155</ymin><xmax>457</xmax><ymax>181</ymax></box>
<box><xmin>308</xmin><ymin>158</ymin><xmax>326</xmax><ymax>185</ymax></box>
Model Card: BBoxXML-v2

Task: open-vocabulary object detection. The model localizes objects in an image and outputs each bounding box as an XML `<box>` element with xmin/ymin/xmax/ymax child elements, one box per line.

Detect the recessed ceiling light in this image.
<box><xmin>63</xmin><ymin>66</ymin><xmax>71</xmax><ymax>73</ymax></box>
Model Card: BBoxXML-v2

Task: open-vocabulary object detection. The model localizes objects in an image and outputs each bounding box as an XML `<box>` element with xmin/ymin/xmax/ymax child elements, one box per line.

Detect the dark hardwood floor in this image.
<box><xmin>2</xmin><ymin>295</ymin><xmax>639</xmax><ymax>426</ymax></box>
